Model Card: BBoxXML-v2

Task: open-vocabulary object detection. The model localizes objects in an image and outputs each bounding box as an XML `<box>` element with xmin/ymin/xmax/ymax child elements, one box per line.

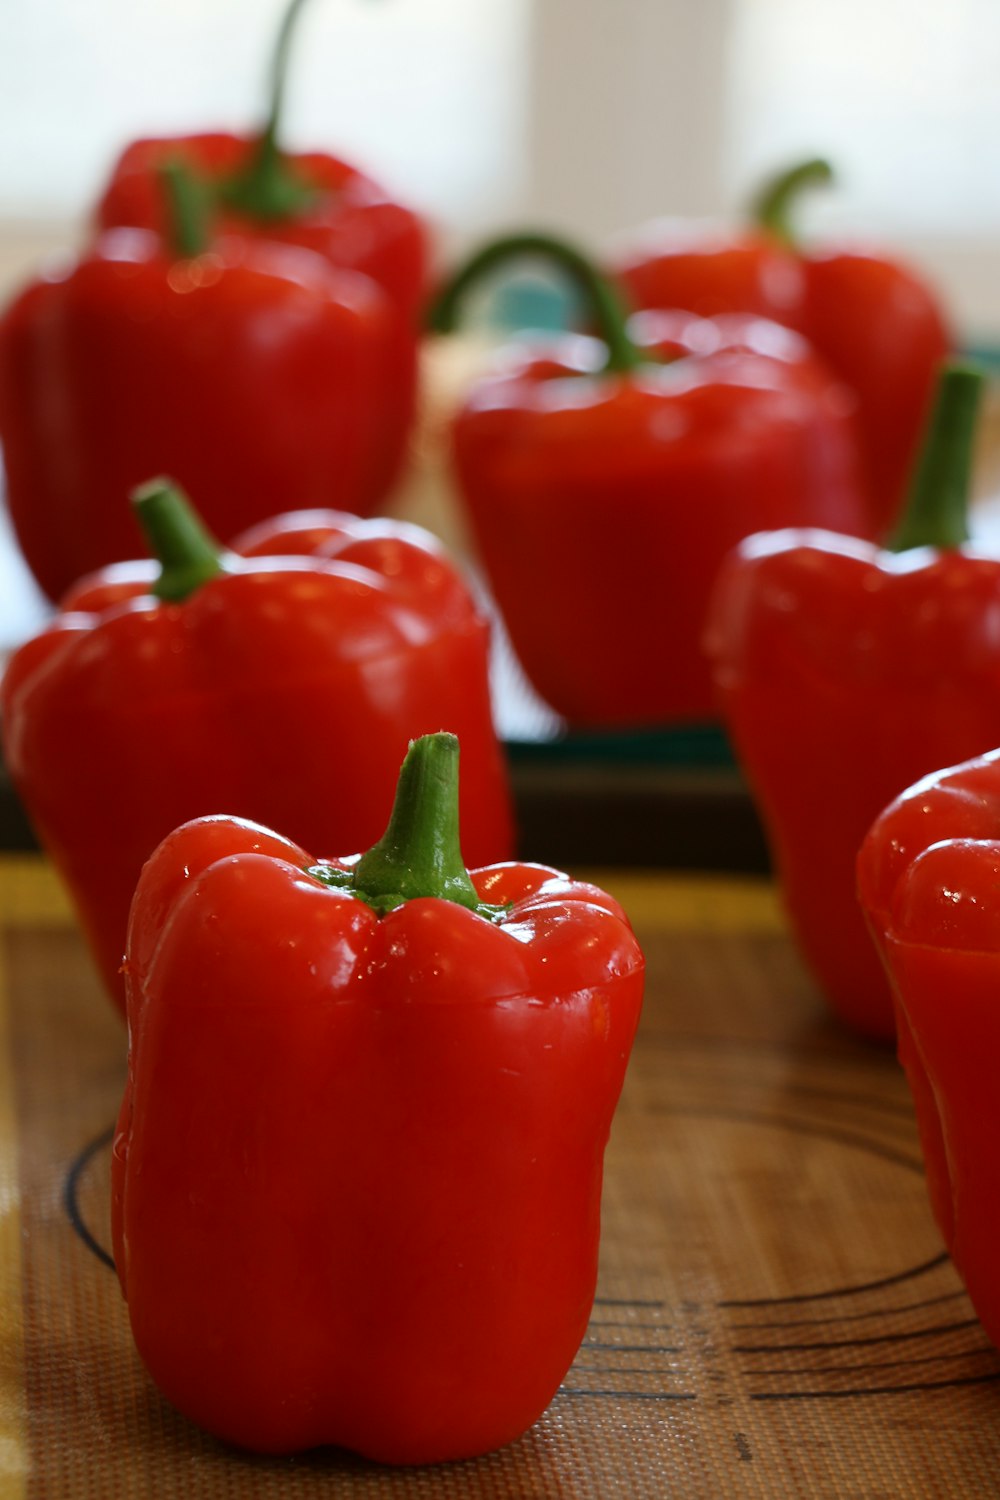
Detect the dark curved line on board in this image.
<box><xmin>659</xmin><ymin>1106</ymin><xmax>924</xmax><ymax>1174</ymax></box>
<box><xmin>728</xmin><ymin>1287</ymin><xmax>967</xmax><ymax>1331</ymax></box>
<box><xmin>588</xmin><ymin>1319</ymin><xmax>675</xmax><ymax>1332</ymax></box>
<box><xmin>559</xmin><ymin>1387</ymin><xmax>697</xmax><ymax>1402</ymax></box>
<box><xmin>749</xmin><ymin>1341</ymin><xmax>999</xmax><ymax>1379</ymax></box>
<box><xmin>64</xmin><ymin>1124</ymin><xmax>116</xmax><ymax>1272</ymax></box>
<box><xmin>733</xmin><ymin>1316</ymin><xmax>981</xmax><ymax>1356</ymax></box>
<box><xmin>750</xmin><ymin>1370</ymin><xmax>1000</xmax><ymax>1402</ymax></box>
<box><xmin>719</xmin><ymin>1252</ymin><xmax>949</xmax><ymax>1310</ymax></box>
<box><xmin>592</xmin><ymin>1296</ymin><xmax>666</xmax><ymax>1309</ymax></box>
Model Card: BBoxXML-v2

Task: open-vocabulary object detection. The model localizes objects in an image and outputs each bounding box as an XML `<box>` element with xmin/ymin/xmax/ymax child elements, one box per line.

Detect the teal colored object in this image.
<box><xmin>506</xmin><ymin>722</ymin><xmax>736</xmax><ymax>769</ymax></box>
<box><xmin>493</xmin><ymin>275</ymin><xmax>581</xmax><ymax>334</ymax></box>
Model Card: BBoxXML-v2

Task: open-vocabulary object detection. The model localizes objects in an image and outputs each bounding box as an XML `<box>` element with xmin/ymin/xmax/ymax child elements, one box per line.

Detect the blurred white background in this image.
<box><xmin>1</xmin><ymin>0</ymin><xmax>999</xmax><ymax>334</ymax></box>
<box><xmin>2</xmin><ymin>0</ymin><xmax>1000</xmax><ymax>645</ymax></box>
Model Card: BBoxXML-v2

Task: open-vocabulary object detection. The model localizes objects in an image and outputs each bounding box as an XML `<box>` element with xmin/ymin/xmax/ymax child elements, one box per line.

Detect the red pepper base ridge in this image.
<box><xmin>95</xmin><ymin>132</ymin><xmax>427</xmax><ymax>515</ymax></box>
<box><xmin>708</xmin><ymin>522</ymin><xmax>1000</xmax><ymax>1042</ymax></box>
<box><xmin>890</xmin><ymin>990</ymin><xmax>954</xmax><ymax>1251</ymax></box>
<box><xmin>96</xmin><ymin>133</ymin><xmax>427</xmax><ymax>326</ymax></box>
<box><xmin>0</xmin><ymin>231</ymin><xmax>397</xmax><ymax>601</ymax></box>
<box><xmin>609</xmin><ymin>219</ymin><xmax>951</xmax><ymax>540</ymax></box>
<box><xmin>1</xmin><ymin>510</ymin><xmax>513</xmax><ymax>1013</ymax></box>
<box><xmin>724</xmin><ymin>699</ymin><xmax>896</xmax><ymax>1041</ymax></box>
<box><xmin>610</xmin><ymin>224</ymin><xmax>806</xmax><ymax>324</ymax></box>
<box><xmin>799</xmin><ymin>250</ymin><xmax>950</xmax><ymax>534</ymax></box>
<box><xmin>882</xmin><ymin>835</ymin><xmax>1000</xmax><ymax>1258</ymax></box>
<box><xmin>882</xmin><ymin>920</ymin><xmax>1000</xmax><ymax>1349</ymax></box>
<box><xmin>858</xmin><ymin>755</ymin><xmax>1000</xmax><ymax>1348</ymax></box>
<box><xmin>857</xmin><ymin>750</ymin><xmax>1000</xmax><ymax>944</ymax></box>
<box><xmin>451</xmin><ymin>311</ymin><xmax>868</xmax><ymax>729</ymax></box>
<box><xmin>113</xmin><ymin>819</ymin><xmax>644</xmax><ymax>1463</ymax></box>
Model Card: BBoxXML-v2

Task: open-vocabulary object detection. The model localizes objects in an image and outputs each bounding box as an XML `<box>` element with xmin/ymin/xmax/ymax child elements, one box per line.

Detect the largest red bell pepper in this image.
<box><xmin>113</xmin><ymin>732</ymin><xmax>645</xmax><ymax>1463</ymax></box>
<box><xmin>0</xmin><ymin>162</ymin><xmax>391</xmax><ymax>602</ymax></box>
<box><xmin>430</xmin><ymin>231</ymin><xmax>869</xmax><ymax>729</ymax></box>
<box><xmin>95</xmin><ymin>0</ymin><xmax>426</xmax><ymax>507</ymax></box>
<box><xmin>0</xmin><ymin>482</ymin><xmax>512</xmax><ymax>1013</ymax></box>
<box><xmin>705</xmin><ymin>363</ymin><xmax>999</xmax><ymax>1041</ymax></box>
<box><xmin>858</xmin><ymin>750</ymin><xmax>1000</xmax><ymax>1348</ymax></box>
<box><xmin>610</xmin><ymin>159</ymin><xmax>952</xmax><ymax>537</ymax></box>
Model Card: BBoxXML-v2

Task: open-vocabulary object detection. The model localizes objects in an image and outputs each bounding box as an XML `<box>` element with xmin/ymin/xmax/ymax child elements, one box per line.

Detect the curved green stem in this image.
<box><xmin>427</xmin><ymin>232</ymin><xmax>642</xmax><ymax>375</ymax></box>
<box><xmin>751</xmin><ymin>157</ymin><xmax>833</xmax><ymax>249</ymax></box>
<box><xmin>219</xmin><ymin>0</ymin><xmax>318</xmax><ymax>220</ymax></box>
<box><xmin>886</xmin><ymin>364</ymin><xmax>985</xmax><ymax>552</ymax></box>
<box><xmin>260</xmin><ymin>0</ymin><xmax>308</xmax><ymax>167</ymax></box>
<box><xmin>309</xmin><ymin>734</ymin><xmax>506</xmax><ymax>919</ymax></box>
<box><xmin>160</xmin><ymin>160</ymin><xmax>211</xmax><ymax>259</ymax></box>
<box><xmin>132</xmin><ymin>479</ymin><xmax>225</xmax><ymax>603</ymax></box>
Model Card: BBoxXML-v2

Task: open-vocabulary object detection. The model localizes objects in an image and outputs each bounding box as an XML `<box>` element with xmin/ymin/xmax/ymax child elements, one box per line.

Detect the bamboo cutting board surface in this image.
<box><xmin>0</xmin><ymin>858</ymin><xmax>998</xmax><ymax>1498</ymax></box>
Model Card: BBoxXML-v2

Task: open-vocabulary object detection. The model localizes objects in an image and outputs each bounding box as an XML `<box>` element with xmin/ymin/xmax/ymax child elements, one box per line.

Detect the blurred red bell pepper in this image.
<box><xmin>611</xmin><ymin>158</ymin><xmax>953</xmax><ymax>537</ymax></box>
<box><xmin>429</xmin><ymin>232</ymin><xmax>869</xmax><ymax>729</ymax></box>
<box><xmin>0</xmin><ymin>163</ymin><xmax>392</xmax><ymax>602</ymax></box>
<box><xmin>95</xmin><ymin>0</ymin><xmax>426</xmax><ymax>505</ymax></box>
<box><xmin>706</xmin><ymin>363</ymin><xmax>997</xmax><ymax>1041</ymax></box>
<box><xmin>858</xmin><ymin>749</ymin><xmax>1000</xmax><ymax>1346</ymax></box>
<box><xmin>112</xmin><ymin>732</ymin><xmax>644</xmax><ymax>1463</ymax></box>
<box><xmin>0</xmin><ymin>482</ymin><xmax>512</xmax><ymax>1012</ymax></box>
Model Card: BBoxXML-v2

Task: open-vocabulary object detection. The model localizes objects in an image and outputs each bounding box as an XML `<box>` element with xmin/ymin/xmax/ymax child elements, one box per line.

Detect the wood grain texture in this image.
<box><xmin>1</xmin><ymin>855</ymin><xmax>998</xmax><ymax>1497</ymax></box>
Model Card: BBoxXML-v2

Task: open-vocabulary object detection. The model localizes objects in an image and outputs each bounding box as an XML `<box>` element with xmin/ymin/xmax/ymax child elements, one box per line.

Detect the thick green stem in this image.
<box><xmin>427</xmin><ymin>232</ymin><xmax>643</xmax><ymax>375</ymax></box>
<box><xmin>132</xmin><ymin>479</ymin><xmax>225</xmax><ymax>603</ymax></box>
<box><xmin>351</xmin><ymin>734</ymin><xmax>480</xmax><ymax>912</ymax></box>
<box><xmin>886</xmin><ymin>364</ymin><xmax>984</xmax><ymax>552</ymax></box>
<box><xmin>751</xmin><ymin>157</ymin><xmax>833</xmax><ymax>249</ymax></box>
<box><xmin>160</xmin><ymin>160</ymin><xmax>211</xmax><ymax>259</ymax></box>
<box><xmin>310</xmin><ymin>734</ymin><xmax>505</xmax><ymax>918</ymax></box>
<box><xmin>218</xmin><ymin>0</ymin><xmax>318</xmax><ymax>220</ymax></box>
<box><xmin>258</xmin><ymin>0</ymin><xmax>308</xmax><ymax>170</ymax></box>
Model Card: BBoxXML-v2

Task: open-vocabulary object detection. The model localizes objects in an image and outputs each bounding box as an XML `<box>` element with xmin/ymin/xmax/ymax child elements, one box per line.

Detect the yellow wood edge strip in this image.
<box><xmin>0</xmin><ymin>857</ymin><xmax>788</xmax><ymax>937</ymax></box>
<box><xmin>0</xmin><ymin>944</ymin><xmax>29</xmax><ymax>1491</ymax></box>
<box><xmin>577</xmin><ymin>869</ymin><xmax>787</xmax><ymax>934</ymax></box>
<box><xmin>0</xmin><ymin>858</ymin><xmax>72</xmax><ymax>929</ymax></box>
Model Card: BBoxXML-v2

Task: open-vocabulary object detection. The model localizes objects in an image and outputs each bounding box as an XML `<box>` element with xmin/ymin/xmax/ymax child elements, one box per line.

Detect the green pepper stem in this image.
<box><xmin>132</xmin><ymin>479</ymin><xmax>225</xmax><ymax>603</ymax></box>
<box><xmin>427</xmin><ymin>232</ymin><xmax>642</xmax><ymax>375</ymax></box>
<box><xmin>886</xmin><ymin>364</ymin><xmax>985</xmax><ymax>553</ymax></box>
<box><xmin>350</xmin><ymin>734</ymin><xmax>483</xmax><ymax>915</ymax></box>
<box><xmin>218</xmin><ymin>0</ymin><xmax>317</xmax><ymax>220</ymax></box>
<box><xmin>751</xmin><ymin>157</ymin><xmax>833</xmax><ymax>249</ymax></box>
<box><xmin>160</xmin><ymin>159</ymin><xmax>211</xmax><ymax>259</ymax></box>
<box><xmin>259</xmin><ymin>0</ymin><xmax>307</xmax><ymax>168</ymax></box>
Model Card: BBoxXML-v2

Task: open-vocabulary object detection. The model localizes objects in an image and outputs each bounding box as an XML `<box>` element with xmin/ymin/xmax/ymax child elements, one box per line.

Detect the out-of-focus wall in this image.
<box><xmin>2</xmin><ymin>0</ymin><xmax>1000</xmax><ymax>336</ymax></box>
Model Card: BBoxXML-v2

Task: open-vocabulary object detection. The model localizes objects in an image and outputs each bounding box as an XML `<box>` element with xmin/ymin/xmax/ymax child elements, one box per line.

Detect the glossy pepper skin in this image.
<box><xmin>857</xmin><ymin>750</ymin><xmax>1000</xmax><ymax>1346</ymax></box>
<box><xmin>430</xmin><ymin>233</ymin><xmax>868</xmax><ymax>729</ymax></box>
<box><xmin>0</xmin><ymin>485</ymin><xmax>512</xmax><ymax>1013</ymax></box>
<box><xmin>94</xmin><ymin>0</ymin><xmax>426</xmax><ymax>508</ymax></box>
<box><xmin>706</xmin><ymin>365</ymin><xmax>994</xmax><ymax>1041</ymax></box>
<box><xmin>0</xmin><ymin>179</ymin><xmax>392</xmax><ymax>603</ymax></box>
<box><xmin>610</xmin><ymin>159</ymin><xmax>952</xmax><ymax>538</ymax></box>
<box><xmin>112</xmin><ymin>734</ymin><xmax>645</xmax><ymax>1463</ymax></box>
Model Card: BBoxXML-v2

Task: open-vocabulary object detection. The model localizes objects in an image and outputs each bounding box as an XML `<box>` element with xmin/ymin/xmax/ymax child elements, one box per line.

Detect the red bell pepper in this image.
<box><xmin>705</xmin><ymin>363</ymin><xmax>997</xmax><ymax>1041</ymax></box>
<box><xmin>112</xmin><ymin>731</ymin><xmax>644</xmax><ymax>1463</ymax></box>
<box><xmin>95</xmin><ymin>0</ymin><xmax>426</xmax><ymax>506</ymax></box>
<box><xmin>430</xmin><ymin>232</ymin><xmax>869</xmax><ymax>729</ymax></box>
<box><xmin>0</xmin><ymin>482</ymin><xmax>512</xmax><ymax>1013</ymax></box>
<box><xmin>610</xmin><ymin>158</ymin><xmax>953</xmax><ymax>537</ymax></box>
<box><xmin>0</xmin><ymin>163</ymin><xmax>392</xmax><ymax>602</ymax></box>
<box><xmin>858</xmin><ymin>749</ymin><xmax>1000</xmax><ymax>1346</ymax></box>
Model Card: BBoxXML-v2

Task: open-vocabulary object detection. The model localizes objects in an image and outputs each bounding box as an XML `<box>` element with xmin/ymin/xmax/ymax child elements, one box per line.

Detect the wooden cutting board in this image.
<box><xmin>0</xmin><ymin>857</ymin><xmax>997</xmax><ymax>1498</ymax></box>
